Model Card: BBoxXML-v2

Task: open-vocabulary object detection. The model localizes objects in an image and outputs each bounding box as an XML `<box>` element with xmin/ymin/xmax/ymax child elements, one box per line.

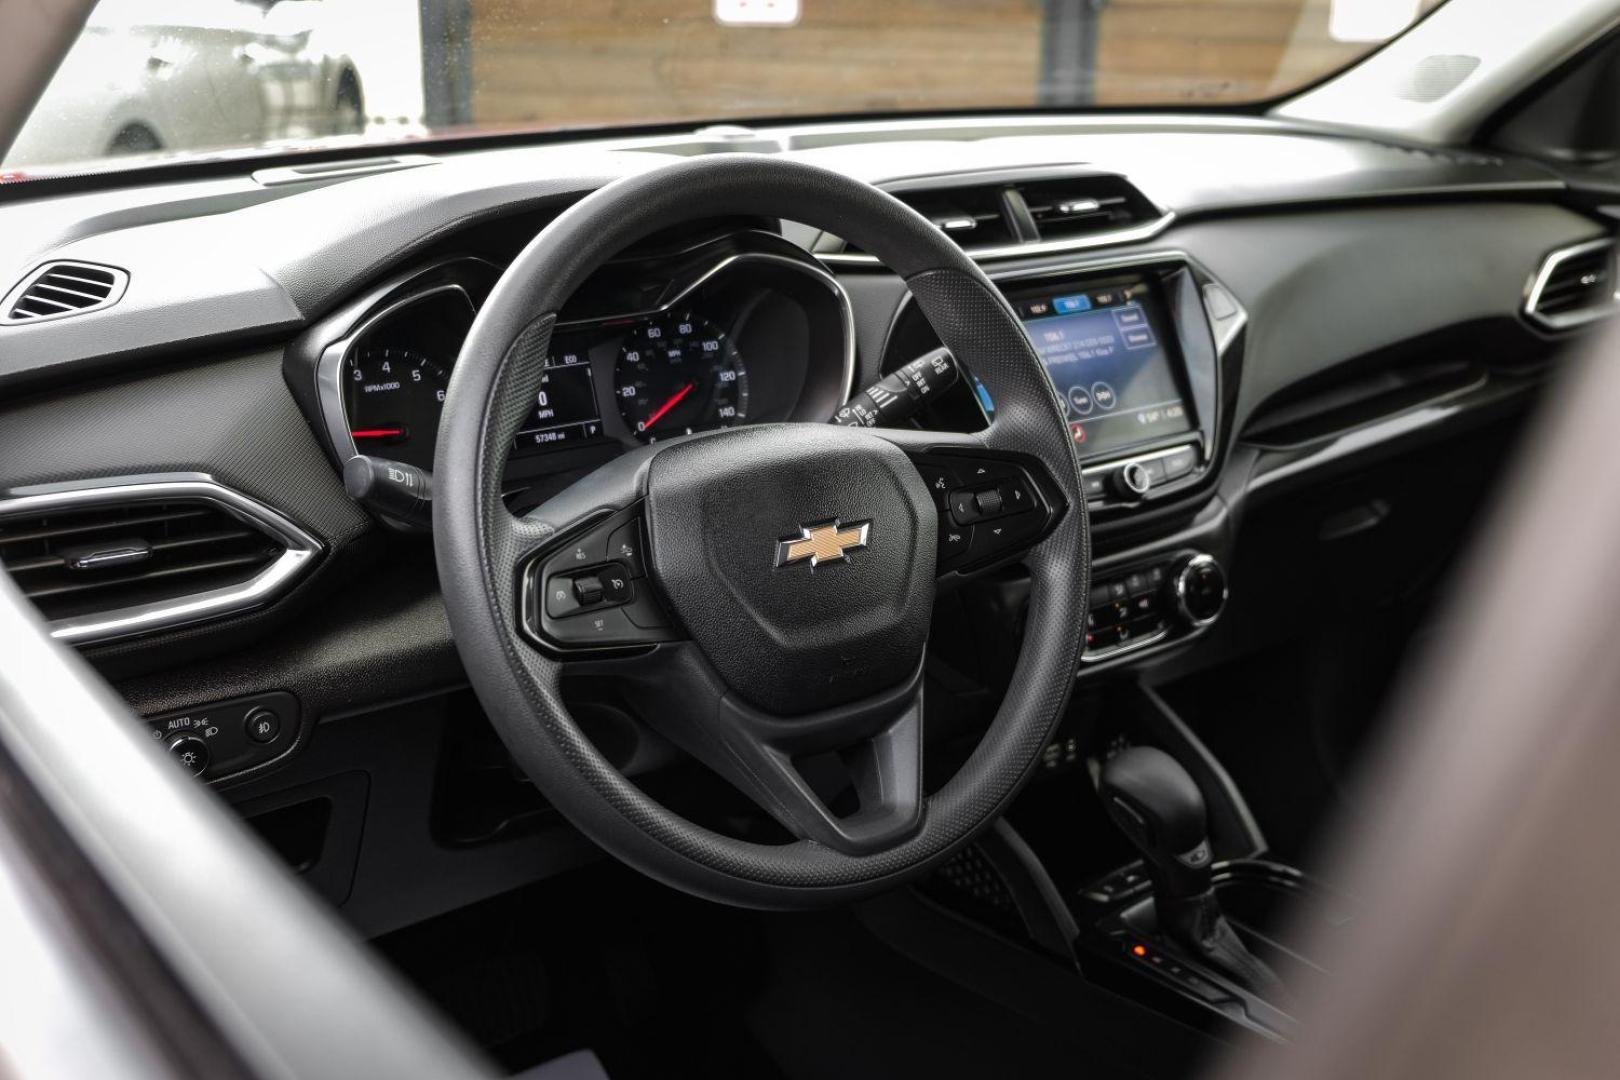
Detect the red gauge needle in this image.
<box><xmin>642</xmin><ymin>382</ymin><xmax>694</xmax><ymax>431</ymax></box>
<box><xmin>351</xmin><ymin>427</ymin><xmax>405</xmax><ymax>439</ymax></box>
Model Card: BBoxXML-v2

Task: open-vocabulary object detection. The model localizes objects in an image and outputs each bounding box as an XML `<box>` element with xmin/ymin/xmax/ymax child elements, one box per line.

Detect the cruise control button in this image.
<box><xmin>573</xmin><ymin>574</ymin><xmax>605</xmax><ymax>606</ymax></box>
<box><xmin>550</xmin><ymin>605</ymin><xmax>635</xmax><ymax>645</ymax></box>
<box><xmin>606</xmin><ymin>520</ymin><xmax>647</xmax><ymax>577</ymax></box>
<box><xmin>599</xmin><ymin>563</ymin><xmax>633</xmax><ymax>604</ymax></box>
<box><xmin>545</xmin><ymin>576</ymin><xmax>582</xmax><ymax>617</ymax></box>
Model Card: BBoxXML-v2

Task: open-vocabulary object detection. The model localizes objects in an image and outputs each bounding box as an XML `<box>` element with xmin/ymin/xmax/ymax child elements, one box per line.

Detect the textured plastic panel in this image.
<box><xmin>0</xmin><ymin>350</ymin><xmax>369</xmax><ymax>657</ymax></box>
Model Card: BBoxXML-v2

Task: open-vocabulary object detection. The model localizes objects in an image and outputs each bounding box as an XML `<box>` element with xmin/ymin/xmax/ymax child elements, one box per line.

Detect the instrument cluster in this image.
<box><xmin>294</xmin><ymin>238</ymin><xmax>855</xmax><ymax>487</ymax></box>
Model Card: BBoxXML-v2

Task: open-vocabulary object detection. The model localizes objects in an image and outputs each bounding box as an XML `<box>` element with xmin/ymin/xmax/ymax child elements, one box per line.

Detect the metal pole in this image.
<box><xmin>1040</xmin><ymin>0</ymin><xmax>1106</xmax><ymax>107</ymax></box>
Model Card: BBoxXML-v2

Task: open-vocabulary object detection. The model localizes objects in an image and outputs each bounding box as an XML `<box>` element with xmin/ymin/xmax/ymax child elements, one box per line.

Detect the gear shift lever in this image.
<box><xmin>1099</xmin><ymin>747</ymin><xmax>1287</xmax><ymax>1000</ymax></box>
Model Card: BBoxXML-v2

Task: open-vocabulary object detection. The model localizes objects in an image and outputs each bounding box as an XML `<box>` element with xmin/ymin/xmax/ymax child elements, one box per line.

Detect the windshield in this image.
<box><xmin>4</xmin><ymin>0</ymin><xmax>1443</xmax><ymax>178</ymax></box>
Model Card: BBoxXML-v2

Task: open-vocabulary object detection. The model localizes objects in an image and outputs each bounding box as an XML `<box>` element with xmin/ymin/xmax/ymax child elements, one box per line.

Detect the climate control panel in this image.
<box><xmin>1084</xmin><ymin>553</ymin><xmax>1227</xmax><ymax>662</ymax></box>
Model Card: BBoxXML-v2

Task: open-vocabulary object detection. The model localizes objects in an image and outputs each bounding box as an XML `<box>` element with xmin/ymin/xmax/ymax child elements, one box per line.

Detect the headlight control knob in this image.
<box><xmin>1173</xmin><ymin>554</ymin><xmax>1227</xmax><ymax>627</ymax></box>
<box><xmin>167</xmin><ymin>735</ymin><xmax>210</xmax><ymax>776</ymax></box>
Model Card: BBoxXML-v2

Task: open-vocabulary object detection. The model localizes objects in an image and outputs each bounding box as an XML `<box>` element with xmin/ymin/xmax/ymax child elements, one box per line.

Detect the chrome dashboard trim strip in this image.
<box><xmin>1522</xmin><ymin>236</ymin><xmax>1619</xmax><ymax>333</ymax></box>
<box><xmin>0</xmin><ymin>475</ymin><xmax>322</xmax><ymax>646</ymax></box>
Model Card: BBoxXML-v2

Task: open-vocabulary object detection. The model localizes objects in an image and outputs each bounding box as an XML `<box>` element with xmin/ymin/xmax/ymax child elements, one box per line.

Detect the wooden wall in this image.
<box><xmin>462</xmin><ymin>0</ymin><xmax>1424</xmax><ymax>129</ymax></box>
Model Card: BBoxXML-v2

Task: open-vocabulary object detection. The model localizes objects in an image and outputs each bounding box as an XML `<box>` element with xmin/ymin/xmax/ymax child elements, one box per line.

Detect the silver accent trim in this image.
<box><xmin>317</xmin><ymin>282</ymin><xmax>476</xmax><ymax>466</ymax></box>
<box><xmin>64</xmin><ymin>545</ymin><xmax>151</xmax><ymax>571</ymax></box>
<box><xmin>0</xmin><ymin>476</ymin><xmax>322</xmax><ymax>645</ymax></box>
<box><xmin>1082</xmin><ymin>623</ymin><xmax>1172</xmax><ymax>663</ymax></box>
<box><xmin>1522</xmin><ymin>237</ymin><xmax>1618</xmax><ymax>332</ymax></box>
<box><xmin>1</xmin><ymin>261</ymin><xmax>129</xmax><ymax>325</ymax></box>
<box><xmin>1173</xmin><ymin>553</ymin><xmax>1227</xmax><ymax>628</ymax></box>
<box><xmin>821</xmin><ymin>210</ymin><xmax>1177</xmax><ymax>266</ymax></box>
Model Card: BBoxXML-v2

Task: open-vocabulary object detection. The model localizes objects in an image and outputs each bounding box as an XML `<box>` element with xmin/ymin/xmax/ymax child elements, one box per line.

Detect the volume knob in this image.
<box><xmin>1109</xmin><ymin>460</ymin><xmax>1153</xmax><ymax>500</ymax></box>
<box><xmin>1173</xmin><ymin>555</ymin><xmax>1227</xmax><ymax>627</ymax></box>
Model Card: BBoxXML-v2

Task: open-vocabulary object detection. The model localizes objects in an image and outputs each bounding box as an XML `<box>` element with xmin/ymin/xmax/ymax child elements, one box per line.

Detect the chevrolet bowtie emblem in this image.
<box><xmin>775</xmin><ymin>519</ymin><xmax>871</xmax><ymax>568</ymax></box>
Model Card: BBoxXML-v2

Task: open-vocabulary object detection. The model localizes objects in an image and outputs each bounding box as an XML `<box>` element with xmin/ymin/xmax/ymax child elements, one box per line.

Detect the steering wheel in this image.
<box><xmin>435</xmin><ymin>156</ymin><xmax>1089</xmax><ymax>908</ymax></box>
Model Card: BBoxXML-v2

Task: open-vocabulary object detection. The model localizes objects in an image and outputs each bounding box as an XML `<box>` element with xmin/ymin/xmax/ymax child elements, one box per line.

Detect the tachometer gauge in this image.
<box><xmin>614</xmin><ymin>312</ymin><xmax>749</xmax><ymax>442</ymax></box>
<box><xmin>343</xmin><ymin>346</ymin><xmax>449</xmax><ymax>470</ymax></box>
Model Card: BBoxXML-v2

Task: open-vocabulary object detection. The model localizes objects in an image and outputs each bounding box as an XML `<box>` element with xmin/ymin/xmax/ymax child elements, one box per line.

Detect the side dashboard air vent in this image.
<box><xmin>2</xmin><ymin>261</ymin><xmax>128</xmax><ymax>323</ymax></box>
<box><xmin>820</xmin><ymin>172</ymin><xmax>1168</xmax><ymax>263</ymax></box>
<box><xmin>1525</xmin><ymin>239</ymin><xmax>1617</xmax><ymax>332</ymax></box>
<box><xmin>0</xmin><ymin>477</ymin><xmax>321</xmax><ymax>645</ymax></box>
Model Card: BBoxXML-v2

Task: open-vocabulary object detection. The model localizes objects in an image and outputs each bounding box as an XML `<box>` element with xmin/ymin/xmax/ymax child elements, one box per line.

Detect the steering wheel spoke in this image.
<box><xmin>600</xmin><ymin>641</ymin><xmax>925</xmax><ymax>855</ymax></box>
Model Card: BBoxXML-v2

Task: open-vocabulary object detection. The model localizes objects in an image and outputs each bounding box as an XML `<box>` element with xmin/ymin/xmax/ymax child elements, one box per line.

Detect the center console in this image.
<box><xmin>883</xmin><ymin>252</ymin><xmax>1245</xmax><ymax>675</ymax></box>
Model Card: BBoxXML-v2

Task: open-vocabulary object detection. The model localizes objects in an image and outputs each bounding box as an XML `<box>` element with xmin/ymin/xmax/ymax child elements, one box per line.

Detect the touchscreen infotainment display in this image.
<box><xmin>1009</xmin><ymin>276</ymin><xmax>1194</xmax><ymax>459</ymax></box>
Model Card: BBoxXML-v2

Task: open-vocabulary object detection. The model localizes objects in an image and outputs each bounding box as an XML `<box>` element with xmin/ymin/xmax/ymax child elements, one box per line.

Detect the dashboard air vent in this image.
<box><xmin>840</xmin><ymin>184</ymin><xmax>1020</xmax><ymax>255</ymax></box>
<box><xmin>1524</xmin><ymin>239</ymin><xmax>1617</xmax><ymax>332</ymax></box>
<box><xmin>820</xmin><ymin>172</ymin><xmax>1166</xmax><ymax>263</ymax></box>
<box><xmin>2</xmin><ymin>261</ymin><xmax>128</xmax><ymax>323</ymax></box>
<box><xmin>1017</xmin><ymin>175</ymin><xmax>1160</xmax><ymax>241</ymax></box>
<box><xmin>0</xmin><ymin>477</ymin><xmax>320</xmax><ymax>645</ymax></box>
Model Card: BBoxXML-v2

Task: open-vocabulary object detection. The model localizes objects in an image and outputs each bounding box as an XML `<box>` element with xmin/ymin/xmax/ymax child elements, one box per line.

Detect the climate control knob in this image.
<box><xmin>1173</xmin><ymin>555</ymin><xmax>1227</xmax><ymax>627</ymax></box>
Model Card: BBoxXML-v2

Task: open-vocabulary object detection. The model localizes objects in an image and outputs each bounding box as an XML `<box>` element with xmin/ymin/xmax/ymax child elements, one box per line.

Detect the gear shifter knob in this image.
<box><xmin>1098</xmin><ymin>746</ymin><xmax>1213</xmax><ymax>901</ymax></box>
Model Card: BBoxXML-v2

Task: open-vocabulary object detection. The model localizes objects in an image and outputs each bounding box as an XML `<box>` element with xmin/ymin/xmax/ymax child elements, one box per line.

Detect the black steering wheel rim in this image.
<box><xmin>435</xmin><ymin>155</ymin><xmax>1089</xmax><ymax>908</ymax></box>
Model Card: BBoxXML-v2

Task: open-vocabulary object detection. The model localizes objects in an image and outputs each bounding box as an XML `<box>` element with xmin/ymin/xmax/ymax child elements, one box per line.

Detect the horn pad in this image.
<box><xmin>645</xmin><ymin>425</ymin><xmax>936</xmax><ymax>716</ymax></box>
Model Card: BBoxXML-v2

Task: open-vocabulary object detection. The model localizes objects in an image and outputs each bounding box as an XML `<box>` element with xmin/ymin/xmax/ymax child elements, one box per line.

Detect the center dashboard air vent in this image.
<box><xmin>2</xmin><ymin>261</ymin><xmax>128</xmax><ymax>323</ymax></box>
<box><xmin>820</xmin><ymin>171</ymin><xmax>1168</xmax><ymax>264</ymax></box>
<box><xmin>1524</xmin><ymin>238</ymin><xmax>1617</xmax><ymax>331</ymax></box>
<box><xmin>0</xmin><ymin>476</ymin><xmax>321</xmax><ymax>645</ymax></box>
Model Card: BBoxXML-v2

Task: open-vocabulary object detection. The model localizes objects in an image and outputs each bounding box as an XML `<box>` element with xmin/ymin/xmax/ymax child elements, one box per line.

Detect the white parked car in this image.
<box><xmin>4</xmin><ymin>0</ymin><xmax>363</xmax><ymax>170</ymax></box>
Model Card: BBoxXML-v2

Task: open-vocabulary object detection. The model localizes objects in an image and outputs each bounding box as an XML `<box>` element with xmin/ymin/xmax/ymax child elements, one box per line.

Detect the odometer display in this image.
<box><xmin>614</xmin><ymin>312</ymin><xmax>748</xmax><ymax>442</ymax></box>
<box><xmin>343</xmin><ymin>346</ymin><xmax>449</xmax><ymax>470</ymax></box>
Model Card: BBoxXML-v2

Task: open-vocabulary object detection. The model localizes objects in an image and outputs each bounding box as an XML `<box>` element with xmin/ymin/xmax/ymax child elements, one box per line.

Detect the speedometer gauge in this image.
<box><xmin>614</xmin><ymin>312</ymin><xmax>749</xmax><ymax>442</ymax></box>
<box><xmin>343</xmin><ymin>346</ymin><xmax>449</xmax><ymax>470</ymax></box>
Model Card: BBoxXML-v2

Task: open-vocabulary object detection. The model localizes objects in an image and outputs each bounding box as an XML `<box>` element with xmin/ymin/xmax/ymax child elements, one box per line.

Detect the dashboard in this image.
<box><xmin>0</xmin><ymin>114</ymin><xmax>1610</xmax><ymax>798</ymax></box>
<box><xmin>0</xmin><ymin>111</ymin><xmax>1611</xmax><ymax>935</ymax></box>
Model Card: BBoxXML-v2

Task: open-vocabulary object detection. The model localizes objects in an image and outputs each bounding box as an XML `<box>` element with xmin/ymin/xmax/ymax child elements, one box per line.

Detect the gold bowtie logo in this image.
<box><xmin>775</xmin><ymin>519</ymin><xmax>871</xmax><ymax>568</ymax></box>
